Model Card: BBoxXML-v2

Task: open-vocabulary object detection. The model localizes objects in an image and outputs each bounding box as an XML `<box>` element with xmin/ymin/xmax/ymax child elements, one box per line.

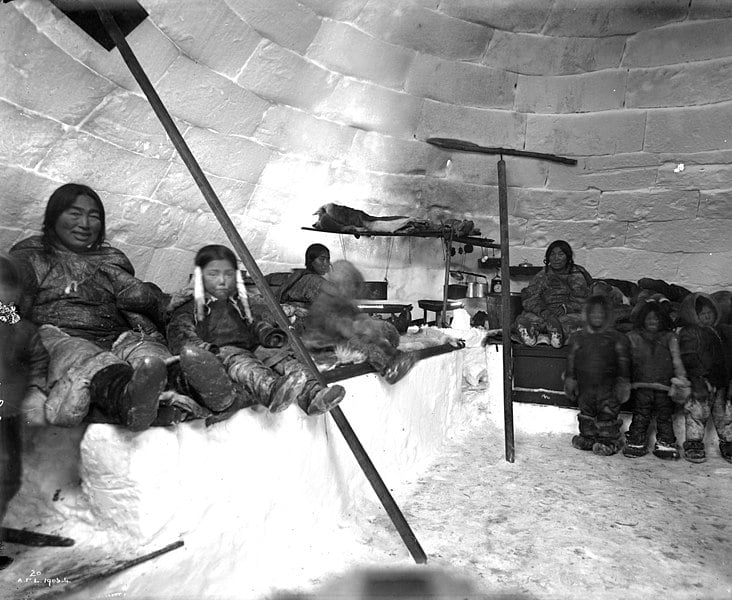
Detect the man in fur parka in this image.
<box><xmin>623</xmin><ymin>301</ymin><xmax>689</xmax><ymax>460</ymax></box>
<box><xmin>564</xmin><ymin>294</ymin><xmax>631</xmax><ymax>455</ymax></box>
<box><xmin>677</xmin><ymin>293</ymin><xmax>731</xmax><ymax>463</ymax></box>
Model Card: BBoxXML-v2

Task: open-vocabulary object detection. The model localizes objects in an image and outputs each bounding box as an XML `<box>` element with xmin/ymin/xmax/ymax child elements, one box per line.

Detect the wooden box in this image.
<box><xmin>512</xmin><ymin>343</ymin><xmax>575</xmax><ymax>407</ymax></box>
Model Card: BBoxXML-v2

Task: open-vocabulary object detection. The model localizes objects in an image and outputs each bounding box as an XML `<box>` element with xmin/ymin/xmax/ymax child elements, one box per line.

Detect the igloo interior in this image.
<box><xmin>1</xmin><ymin>1</ymin><xmax>731</xmax><ymax>599</ymax></box>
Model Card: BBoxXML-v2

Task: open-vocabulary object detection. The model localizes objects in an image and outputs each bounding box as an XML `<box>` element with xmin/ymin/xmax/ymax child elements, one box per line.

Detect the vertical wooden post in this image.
<box><xmin>96</xmin><ymin>6</ymin><xmax>427</xmax><ymax>564</ymax></box>
<box><xmin>440</xmin><ymin>230</ymin><xmax>454</xmax><ymax>327</ymax></box>
<box><xmin>497</xmin><ymin>158</ymin><xmax>515</xmax><ymax>463</ymax></box>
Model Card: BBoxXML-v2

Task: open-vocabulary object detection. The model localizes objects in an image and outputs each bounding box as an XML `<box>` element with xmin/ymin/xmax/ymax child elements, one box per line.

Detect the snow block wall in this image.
<box><xmin>1</xmin><ymin>0</ymin><xmax>731</xmax><ymax>300</ymax></box>
<box><xmin>8</xmin><ymin>352</ymin><xmax>472</xmax><ymax>597</ymax></box>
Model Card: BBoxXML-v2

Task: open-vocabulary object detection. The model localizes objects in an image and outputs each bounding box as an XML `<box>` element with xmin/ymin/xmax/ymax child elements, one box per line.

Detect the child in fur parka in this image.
<box><xmin>0</xmin><ymin>254</ymin><xmax>49</xmax><ymax>569</ymax></box>
<box><xmin>677</xmin><ymin>293</ymin><xmax>731</xmax><ymax>463</ymax></box>
<box><xmin>623</xmin><ymin>301</ymin><xmax>689</xmax><ymax>460</ymax></box>
<box><xmin>167</xmin><ymin>245</ymin><xmax>345</xmax><ymax>423</ymax></box>
<box><xmin>564</xmin><ymin>295</ymin><xmax>631</xmax><ymax>455</ymax></box>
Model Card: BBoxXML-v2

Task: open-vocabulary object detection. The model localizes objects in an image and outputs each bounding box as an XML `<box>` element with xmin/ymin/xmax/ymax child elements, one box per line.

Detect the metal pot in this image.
<box><xmin>467</xmin><ymin>281</ymin><xmax>488</xmax><ymax>298</ymax></box>
<box><xmin>447</xmin><ymin>284</ymin><xmax>468</xmax><ymax>299</ymax></box>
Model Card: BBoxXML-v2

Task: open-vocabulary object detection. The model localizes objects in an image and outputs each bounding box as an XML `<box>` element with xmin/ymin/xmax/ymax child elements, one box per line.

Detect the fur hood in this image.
<box><xmin>583</xmin><ymin>294</ymin><xmax>614</xmax><ymax>332</ymax></box>
<box><xmin>678</xmin><ymin>292</ymin><xmax>720</xmax><ymax>328</ymax></box>
<box><xmin>631</xmin><ymin>299</ymin><xmax>674</xmax><ymax>331</ymax></box>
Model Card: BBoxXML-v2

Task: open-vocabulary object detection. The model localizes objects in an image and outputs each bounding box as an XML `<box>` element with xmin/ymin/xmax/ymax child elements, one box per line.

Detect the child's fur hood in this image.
<box><xmin>678</xmin><ymin>292</ymin><xmax>720</xmax><ymax>328</ymax></box>
<box><xmin>632</xmin><ymin>299</ymin><xmax>673</xmax><ymax>331</ymax></box>
<box><xmin>582</xmin><ymin>294</ymin><xmax>614</xmax><ymax>332</ymax></box>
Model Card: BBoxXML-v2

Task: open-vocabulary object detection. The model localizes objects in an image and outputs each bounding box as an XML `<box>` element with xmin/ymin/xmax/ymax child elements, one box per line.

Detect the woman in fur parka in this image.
<box><xmin>9</xmin><ymin>183</ymin><xmax>185</xmax><ymax>431</ymax></box>
<box><xmin>515</xmin><ymin>240</ymin><xmax>592</xmax><ymax>348</ymax></box>
<box><xmin>677</xmin><ymin>293</ymin><xmax>732</xmax><ymax>463</ymax></box>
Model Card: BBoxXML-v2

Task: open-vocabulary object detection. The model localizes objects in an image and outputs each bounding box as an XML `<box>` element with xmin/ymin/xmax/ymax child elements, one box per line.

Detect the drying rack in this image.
<box><xmin>301</xmin><ymin>226</ymin><xmax>500</xmax><ymax>321</ymax></box>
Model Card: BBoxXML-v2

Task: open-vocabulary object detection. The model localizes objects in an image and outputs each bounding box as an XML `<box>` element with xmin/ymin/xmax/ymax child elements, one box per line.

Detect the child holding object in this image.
<box><xmin>167</xmin><ymin>245</ymin><xmax>345</xmax><ymax>423</ymax></box>
<box><xmin>677</xmin><ymin>293</ymin><xmax>731</xmax><ymax>463</ymax></box>
<box><xmin>623</xmin><ymin>301</ymin><xmax>690</xmax><ymax>460</ymax></box>
<box><xmin>0</xmin><ymin>254</ymin><xmax>49</xmax><ymax>569</ymax></box>
<box><xmin>564</xmin><ymin>295</ymin><xmax>631</xmax><ymax>456</ymax></box>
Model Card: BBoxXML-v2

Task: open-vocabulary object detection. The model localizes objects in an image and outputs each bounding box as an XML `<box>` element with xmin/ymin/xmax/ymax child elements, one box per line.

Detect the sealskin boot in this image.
<box><xmin>549</xmin><ymin>330</ymin><xmax>563</xmax><ymax>349</ymax></box>
<box><xmin>592</xmin><ymin>419</ymin><xmax>623</xmax><ymax>456</ymax></box>
<box><xmin>571</xmin><ymin>435</ymin><xmax>595</xmax><ymax>451</ymax></box>
<box><xmin>683</xmin><ymin>440</ymin><xmax>706</xmax><ymax>463</ymax></box>
<box><xmin>623</xmin><ymin>442</ymin><xmax>648</xmax><ymax>458</ymax></box>
<box><xmin>305</xmin><ymin>384</ymin><xmax>346</xmax><ymax>415</ymax></box>
<box><xmin>652</xmin><ymin>440</ymin><xmax>680</xmax><ymax>460</ymax></box>
<box><xmin>623</xmin><ymin>432</ymin><xmax>648</xmax><ymax>458</ymax></box>
<box><xmin>572</xmin><ymin>414</ymin><xmax>597</xmax><ymax>451</ymax></box>
<box><xmin>179</xmin><ymin>345</ymin><xmax>237</xmax><ymax>413</ymax></box>
<box><xmin>518</xmin><ymin>325</ymin><xmax>537</xmax><ymax>347</ymax></box>
<box><xmin>720</xmin><ymin>441</ymin><xmax>732</xmax><ymax>464</ymax></box>
<box><xmin>46</xmin><ymin>352</ymin><xmax>132</xmax><ymax>427</ymax></box>
<box><xmin>115</xmin><ymin>356</ymin><xmax>167</xmax><ymax>432</ymax></box>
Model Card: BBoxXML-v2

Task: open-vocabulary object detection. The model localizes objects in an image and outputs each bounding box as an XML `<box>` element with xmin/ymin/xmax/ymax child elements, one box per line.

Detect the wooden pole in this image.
<box><xmin>32</xmin><ymin>541</ymin><xmax>184</xmax><ymax>600</ymax></box>
<box><xmin>426</xmin><ymin>138</ymin><xmax>574</xmax><ymax>463</ymax></box>
<box><xmin>96</xmin><ymin>7</ymin><xmax>427</xmax><ymax>565</ymax></box>
<box><xmin>497</xmin><ymin>158</ymin><xmax>515</xmax><ymax>463</ymax></box>
<box><xmin>440</xmin><ymin>229</ymin><xmax>454</xmax><ymax>327</ymax></box>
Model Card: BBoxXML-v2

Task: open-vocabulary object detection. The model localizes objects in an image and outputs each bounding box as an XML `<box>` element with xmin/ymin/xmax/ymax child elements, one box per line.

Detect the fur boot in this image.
<box><xmin>179</xmin><ymin>345</ymin><xmax>237</xmax><ymax>412</ymax></box>
<box><xmin>592</xmin><ymin>419</ymin><xmax>623</xmax><ymax>456</ymax></box>
<box><xmin>571</xmin><ymin>413</ymin><xmax>596</xmax><ymax>451</ymax></box>
<box><xmin>46</xmin><ymin>351</ymin><xmax>132</xmax><ymax>427</ymax></box>
<box><xmin>683</xmin><ymin>439</ymin><xmax>706</xmax><ymax>463</ymax></box>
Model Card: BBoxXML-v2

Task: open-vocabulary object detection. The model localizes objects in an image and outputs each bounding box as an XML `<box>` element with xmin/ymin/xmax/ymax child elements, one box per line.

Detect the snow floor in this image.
<box><xmin>4</xmin><ymin>387</ymin><xmax>731</xmax><ymax>600</ymax></box>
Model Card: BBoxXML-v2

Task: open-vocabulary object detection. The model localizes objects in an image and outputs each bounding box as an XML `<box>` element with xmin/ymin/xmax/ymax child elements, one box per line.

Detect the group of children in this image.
<box><xmin>566</xmin><ymin>292</ymin><xmax>732</xmax><ymax>463</ymax></box>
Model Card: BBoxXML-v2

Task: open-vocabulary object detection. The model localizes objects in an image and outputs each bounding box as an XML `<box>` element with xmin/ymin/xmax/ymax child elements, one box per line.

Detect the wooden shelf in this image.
<box><xmin>301</xmin><ymin>227</ymin><xmax>500</xmax><ymax>249</ymax></box>
<box><xmin>477</xmin><ymin>258</ymin><xmax>542</xmax><ymax>277</ymax></box>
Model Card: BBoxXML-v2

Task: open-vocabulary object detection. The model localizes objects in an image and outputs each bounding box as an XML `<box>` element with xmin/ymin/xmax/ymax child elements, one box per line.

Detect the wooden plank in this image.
<box><xmin>322</xmin><ymin>343</ymin><xmax>461</xmax><ymax>383</ymax></box>
<box><xmin>301</xmin><ymin>227</ymin><xmax>499</xmax><ymax>249</ymax></box>
<box><xmin>426</xmin><ymin>137</ymin><xmax>578</xmax><ymax>165</ymax></box>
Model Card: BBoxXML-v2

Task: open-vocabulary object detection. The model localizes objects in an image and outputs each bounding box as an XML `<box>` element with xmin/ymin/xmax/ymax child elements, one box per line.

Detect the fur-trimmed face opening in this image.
<box><xmin>584</xmin><ymin>294</ymin><xmax>612</xmax><ymax>330</ymax></box>
<box><xmin>697</xmin><ymin>301</ymin><xmax>717</xmax><ymax>327</ymax></box>
<box><xmin>633</xmin><ymin>300</ymin><xmax>673</xmax><ymax>332</ymax></box>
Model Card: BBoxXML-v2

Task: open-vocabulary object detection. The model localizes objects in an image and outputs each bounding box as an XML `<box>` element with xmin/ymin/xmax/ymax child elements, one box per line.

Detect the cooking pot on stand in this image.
<box><xmin>466</xmin><ymin>274</ymin><xmax>489</xmax><ymax>298</ymax></box>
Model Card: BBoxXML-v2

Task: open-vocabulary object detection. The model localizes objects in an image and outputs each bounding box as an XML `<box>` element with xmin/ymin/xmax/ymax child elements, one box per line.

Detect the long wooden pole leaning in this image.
<box><xmin>96</xmin><ymin>7</ymin><xmax>427</xmax><ymax>565</ymax></box>
<box><xmin>497</xmin><ymin>159</ymin><xmax>515</xmax><ymax>463</ymax></box>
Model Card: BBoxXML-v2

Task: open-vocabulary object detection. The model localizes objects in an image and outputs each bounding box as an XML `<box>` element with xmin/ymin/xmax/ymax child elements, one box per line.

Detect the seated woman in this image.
<box><xmin>514</xmin><ymin>240</ymin><xmax>592</xmax><ymax>348</ymax></box>
<box><xmin>276</xmin><ymin>244</ymin><xmax>335</xmax><ymax>323</ymax></box>
<box><xmin>166</xmin><ymin>244</ymin><xmax>345</xmax><ymax>420</ymax></box>
<box><xmin>9</xmin><ymin>183</ymin><xmax>188</xmax><ymax>430</ymax></box>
